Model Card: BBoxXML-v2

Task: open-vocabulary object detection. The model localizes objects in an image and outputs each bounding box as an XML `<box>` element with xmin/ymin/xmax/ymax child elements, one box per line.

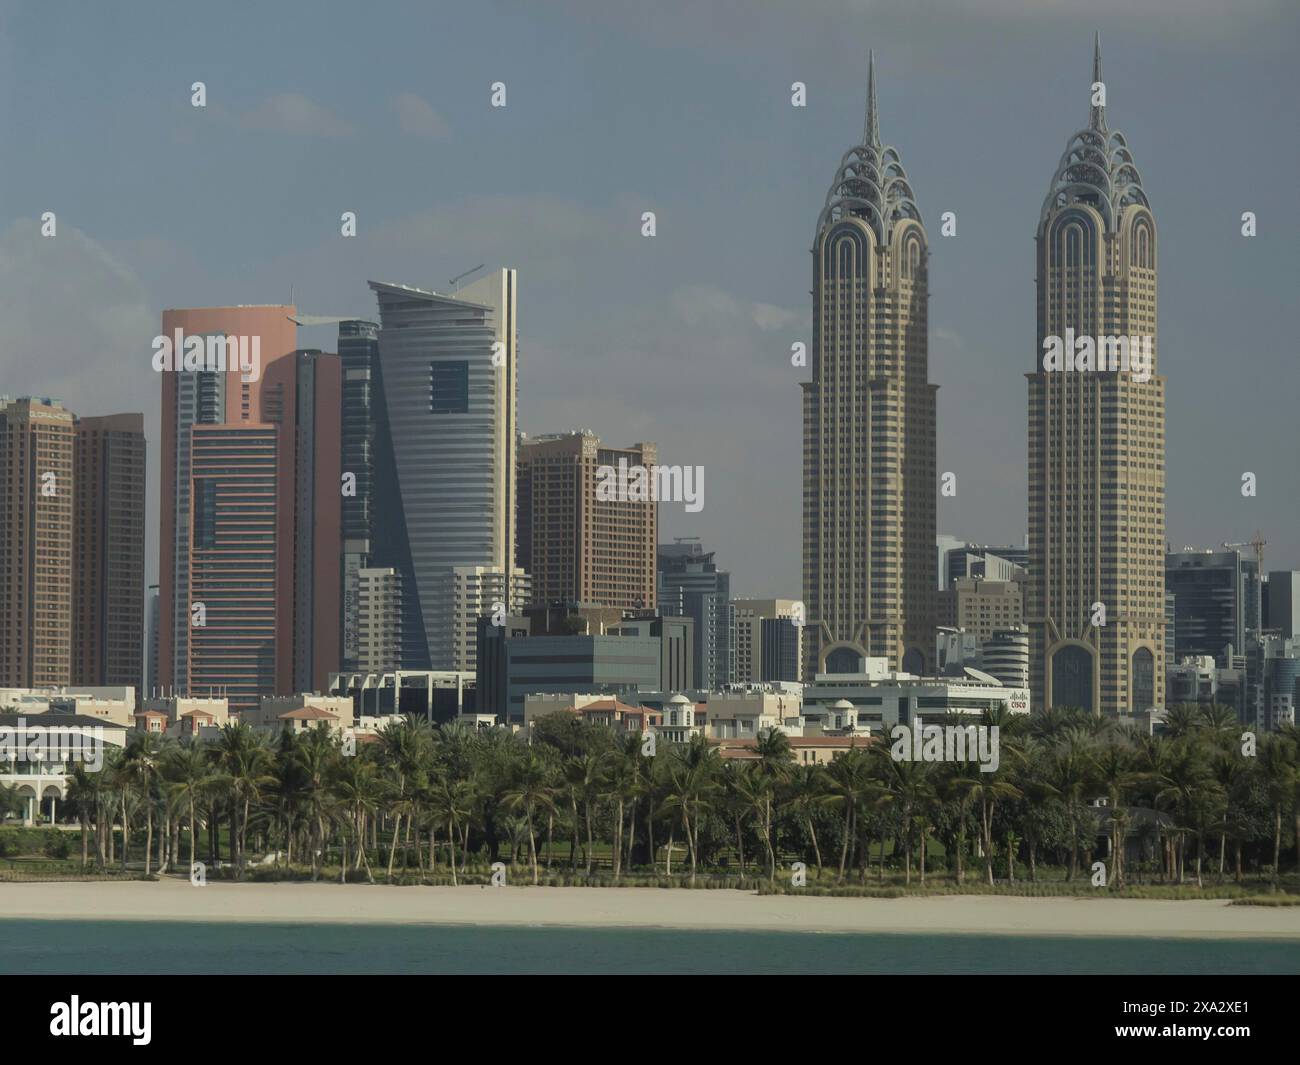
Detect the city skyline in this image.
<box><xmin>1</xmin><ymin>2</ymin><xmax>1295</xmax><ymax>603</ymax></box>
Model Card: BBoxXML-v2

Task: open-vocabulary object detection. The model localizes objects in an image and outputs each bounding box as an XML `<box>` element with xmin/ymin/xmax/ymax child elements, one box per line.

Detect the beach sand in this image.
<box><xmin>2</xmin><ymin>880</ymin><xmax>1298</xmax><ymax>938</ymax></box>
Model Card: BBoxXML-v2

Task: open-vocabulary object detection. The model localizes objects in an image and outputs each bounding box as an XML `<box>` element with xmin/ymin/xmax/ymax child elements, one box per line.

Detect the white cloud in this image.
<box><xmin>0</xmin><ymin>218</ymin><xmax>156</xmax><ymax>406</ymax></box>
<box><xmin>392</xmin><ymin>92</ymin><xmax>451</xmax><ymax>140</ymax></box>
<box><xmin>241</xmin><ymin>92</ymin><xmax>356</xmax><ymax>138</ymax></box>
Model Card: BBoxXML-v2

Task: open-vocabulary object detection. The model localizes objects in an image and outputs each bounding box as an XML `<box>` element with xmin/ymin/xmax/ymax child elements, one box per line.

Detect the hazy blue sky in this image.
<box><xmin>1</xmin><ymin>0</ymin><xmax>1296</xmax><ymax>597</ymax></box>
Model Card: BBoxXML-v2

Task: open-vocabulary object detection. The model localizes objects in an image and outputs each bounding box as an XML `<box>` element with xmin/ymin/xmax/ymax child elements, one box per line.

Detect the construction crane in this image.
<box><xmin>449</xmin><ymin>264</ymin><xmax>485</xmax><ymax>291</ymax></box>
<box><xmin>1223</xmin><ymin>531</ymin><xmax>1267</xmax><ymax>573</ymax></box>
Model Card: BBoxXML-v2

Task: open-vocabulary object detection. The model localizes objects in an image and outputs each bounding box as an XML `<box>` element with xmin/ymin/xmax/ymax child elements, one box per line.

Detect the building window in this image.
<box><xmin>429</xmin><ymin>361</ymin><xmax>470</xmax><ymax>414</ymax></box>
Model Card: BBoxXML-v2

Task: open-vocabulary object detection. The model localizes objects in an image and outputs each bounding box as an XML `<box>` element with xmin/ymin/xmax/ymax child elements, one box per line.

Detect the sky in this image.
<box><xmin>0</xmin><ymin>0</ymin><xmax>1296</xmax><ymax>599</ymax></box>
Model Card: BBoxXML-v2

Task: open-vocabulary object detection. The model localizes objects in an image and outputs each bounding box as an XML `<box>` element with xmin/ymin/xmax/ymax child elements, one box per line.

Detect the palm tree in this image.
<box><xmin>563</xmin><ymin>751</ymin><xmax>604</xmax><ymax>875</ymax></box>
<box><xmin>822</xmin><ymin>746</ymin><xmax>871</xmax><ymax>883</ymax></box>
<box><xmin>331</xmin><ymin>756</ymin><xmax>382</xmax><ymax>884</ymax></box>
<box><xmin>787</xmin><ymin>764</ymin><xmax>827</xmax><ymax>879</ymax></box>
<box><xmin>164</xmin><ymin>742</ymin><xmax>214</xmax><ymax>875</ymax></box>
<box><xmin>293</xmin><ymin>724</ymin><xmax>339</xmax><ymax>880</ymax></box>
<box><xmin>427</xmin><ymin>774</ymin><xmax>475</xmax><ymax>884</ymax></box>
<box><xmin>753</xmin><ymin>728</ymin><xmax>794</xmax><ymax>882</ymax></box>
<box><xmin>660</xmin><ymin>744</ymin><xmax>720</xmax><ymax>886</ymax></box>
<box><xmin>123</xmin><ymin>732</ymin><xmax>166</xmax><ymax>876</ymax></box>
<box><xmin>1091</xmin><ymin>736</ymin><xmax>1140</xmax><ymax>888</ymax></box>
<box><xmin>1153</xmin><ymin>739</ymin><xmax>1217</xmax><ymax>887</ymax></box>
<box><xmin>964</xmin><ymin>763</ymin><xmax>1022</xmax><ymax>887</ymax></box>
<box><xmin>1258</xmin><ymin>734</ymin><xmax>1297</xmax><ymax>888</ymax></box>
<box><xmin>730</xmin><ymin>764</ymin><xmax>774</xmax><ymax>881</ymax></box>
<box><xmin>876</xmin><ymin>749</ymin><xmax>936</xmax><ymax>885</ymax></box>
<box><xmin>211</xmin><ymin>723</ymin><xmax>275</xmax><ymax>877</ymax></box>
<box><xmin>501</xmin><ymin>750</ymin><xmax>557</xmax><ymax>884</ymax></box>
<box><xmin>64</xmin><ymin>763</ymin><xmax>105</xmax><ymax>871</ymax></box>
<box><xmin>1045</xmin><ymin>729</ymin><xmax>1096</xmax><ymax>881</ymax></box>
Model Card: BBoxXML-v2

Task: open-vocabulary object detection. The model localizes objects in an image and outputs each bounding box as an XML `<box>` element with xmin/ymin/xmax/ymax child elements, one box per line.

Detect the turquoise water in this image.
<box><xmin>2</xmin><ymin>920</ymin><xmax>1298</xmax><ymax>974</ymax></box>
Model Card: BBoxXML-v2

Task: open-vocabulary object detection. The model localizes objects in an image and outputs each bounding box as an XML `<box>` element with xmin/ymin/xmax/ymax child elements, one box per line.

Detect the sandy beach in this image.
<box><xmin>1</xmin><ymin>880</ymin><xmax>1297</xmax><ymax>939</ymax></box>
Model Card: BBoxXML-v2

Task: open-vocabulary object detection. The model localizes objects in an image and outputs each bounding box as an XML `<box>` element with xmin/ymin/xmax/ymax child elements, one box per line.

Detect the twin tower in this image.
<box><xmin>801</xmin><ymin>39</ymin><xmax>1166</xmax><ymax>716</ymax></box>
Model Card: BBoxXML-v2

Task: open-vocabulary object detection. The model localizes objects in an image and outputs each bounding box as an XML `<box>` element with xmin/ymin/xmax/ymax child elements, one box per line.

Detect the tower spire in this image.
<box><xmin>1089</xmin><ymin>32</ymin><xmax>1107</xmax><ymax>132</ymax></box>
<box><xmin>865</xmin><ymin>50</ymin><xmax>881</xmax><ymax>147</ymax></box>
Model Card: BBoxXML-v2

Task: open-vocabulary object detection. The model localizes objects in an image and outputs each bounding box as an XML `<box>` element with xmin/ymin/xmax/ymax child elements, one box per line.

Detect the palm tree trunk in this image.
<box><xmin>527</xmin><ymin>811</ymin><xmax>539</xmax><ymax>885</ymax></box>
<box><xmin>1272</xmin><ymin>807</ymin><xmax>1282</xmax><ymax>887</ymax></box>
<box><xmin>613</xmin><ymin>799</ymin><xmax>624</xmax><ymax>880</ymax></box>
<box><xmin>837</xmin><ymin>803</ymin><xmax>852</xmax><ymax>883</ymax></box>
<box><xmin>646</xmin><ymin>801</ymin><xmax>655</xmax><ymax>876</ymax></box>
<box><xmin>143</xmin><ymin>806</ymin><xmax>153</xmax><ymax>879</ymax></box>
<box><xmin>759</xmin><ymin>801</ymin><xmax>769</xmax><ymax>884</ymax></box>
<box><xmin>387</xmin><ymin>814</ymin><xmax>402</xmax><ymax>880</ymax></box>
<box><xmin>584</xmin><ymin>801</ymin><xmax>594</xmax><ymax>876</ymax></box>
<box><xmin>447</xmin><ymin>819</ymin><xmax>458</xmax><ymax>886</ymax></box>
<box><xmin>806</xmin><ymin>816</ymin><xmax>822</xmax><ymax>879</ymax></box>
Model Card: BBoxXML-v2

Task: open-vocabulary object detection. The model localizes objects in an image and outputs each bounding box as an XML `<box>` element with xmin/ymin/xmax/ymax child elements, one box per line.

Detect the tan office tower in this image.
<box><xmin>74</xmin><ymin>413</ymin><xmax>146</xmax><ymax>690</ymax></box>
<box><xmin>1028</xmin><ymin>37</ymin><xmax>1165</xmax><ymax>715</ymax></box>
<box><xmin>156</xmin><ymin>306</ymin><xmax>297</xmax><ymax>705</ymax></box>
<box><xmin>732</xmin><ymin>598</ymin><xmax>801</xmax><ymax>683</ymax></box>
<box><xmin>802</xmin><ymin>54</ymin><xmax>936</xmax><ymax>677</ymax></box>
<box><xmin>517</xmin><ymin>431</ymin><xmax>656</xmax><ymax>609</ymax></box>
<box><xmin>0</xmin><ymin>397</ymin><xmax>76</xmax><ymax>687</ymax></box>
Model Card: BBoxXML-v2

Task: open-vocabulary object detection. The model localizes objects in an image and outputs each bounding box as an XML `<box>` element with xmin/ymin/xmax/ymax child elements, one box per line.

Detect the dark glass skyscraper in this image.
<box><xmin>657</xmin><ymin>541</ymin><xmax>733</xmax><ymax>690</ymax></box>
<box><xmin>338</xmin><ymin>319</ymin><xmax>379</xmax><ymax>671</ymax></box>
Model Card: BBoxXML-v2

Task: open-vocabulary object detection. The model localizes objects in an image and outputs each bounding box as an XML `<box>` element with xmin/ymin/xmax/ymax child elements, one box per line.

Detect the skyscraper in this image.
<box><xmin>338</xmin><ymin>319</ymin><xmax>379</xmax><ymax>671</ymax></box>
<box><xmin>0</xmin><ymin>397</ymin><xmax>76</xmax><ymax>687</ymax></box>
<box><xmin>1166</xmin><ymin>548</ymin><xmax>1260</xmax><ymax>664</ymax></box>
<box><xmin>802</xmin><ymin>53</ymin><xmax>936</xmax><ymax>678</ymax></box>
<box><xmin>158</xmin><ymin>310</ymin><xmax>344</xmax><ymax>708</ymax></box>
<box><xmin>732</xmin><ymin>598</ymin><xmax>801</xmax><ymax>683</ymax></box>
<box><xmin>276</xmin><ymin>350</ymin><xmax>342</xmax><ymax>693</ymax></box>
<box><xmin>1</xmin><ymin>398</ymin><xmax>145</xmax><ymax>692</ymax></box>
<box><xmin>657</xmin><ymin>541</ymin><xmax>733</xmax><ymax>690</ymax></box>
<box><xmin>367</xmin><ymin>272</ymin><xmax>525</xmax><ymax>670</ymax></box>
<box><xmin>188</xmin><ymin>422</ymin><xmax>279</xmax><ymax>708</ymax></box>
<box><xmin>73</xmin><ymin>413</ymin><xmax>146</xmax><ymax>690</ymax></box>
<box><xmin>517</xmin><ymin>431</ymin><xmax>657</xmax><ymax>610</ymax></box>
<box><xmin>157</xmin><ymin>305</ymin><xmax>298</xmax><ymax>700</ymax></box>
<box><xmin>1028</xmin><ymin>38</ymin><xmax>1165</xmax><ymax>715</ymax></box>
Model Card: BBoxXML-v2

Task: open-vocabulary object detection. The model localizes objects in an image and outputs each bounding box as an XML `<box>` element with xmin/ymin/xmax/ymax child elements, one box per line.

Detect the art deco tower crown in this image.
<box><xmin>816</xmin><ymin>52</ymin><xmax>923</xmax><ymax>243</ymax></box>
<box><xmin>1038</xmin><ymin>34</ymin><xmax>1150</xmax><ymax>232</ymax></box>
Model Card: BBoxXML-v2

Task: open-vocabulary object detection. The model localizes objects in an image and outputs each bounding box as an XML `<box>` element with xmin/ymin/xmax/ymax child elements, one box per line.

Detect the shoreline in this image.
<box><xmin>3</xmin><ymin>880</ymin><xmax>1299</xmax><ymax>939</ymax></box>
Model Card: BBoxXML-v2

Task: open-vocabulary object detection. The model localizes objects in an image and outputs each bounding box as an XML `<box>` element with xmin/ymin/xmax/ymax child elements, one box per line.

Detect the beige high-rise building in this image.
<box><xmin>939</xmin><ymin>579</ymin><xmax>1023</xmax><ymax>647</ymax></box>
<box><xmin>0</xmin><ymin>397</ymin><xmax>76</xmax><ymax>687</ymax></box>
<box><xmin>732</xmin><ymin>598</ymin><xmax>801</xmax><ymax>683</ymax></box>
<box><xmin>356</xmin><ymin>567</ymin><xmax>403</xmax><ymax>673</ymax></box>
<box><xmin>1028</xmin><ymin>37</ymin><xmax>1165</xmax><ymax>715</ymax></box>
<box><xmin>517</xmin><ymin>431</ymin><xmax>657</xmax><ymax>610</ymax></box>
<box><xmin>802</xmin><ymin>54</ymin><xmax>936</xmax><ymax>678</ymax></box>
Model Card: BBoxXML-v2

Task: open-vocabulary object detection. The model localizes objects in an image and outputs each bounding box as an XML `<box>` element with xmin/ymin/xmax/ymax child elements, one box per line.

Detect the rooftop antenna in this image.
<box><xmin>449</xmin><ymin>264</ymin><xmax>485</xmax><ymax>292</ymax></box>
